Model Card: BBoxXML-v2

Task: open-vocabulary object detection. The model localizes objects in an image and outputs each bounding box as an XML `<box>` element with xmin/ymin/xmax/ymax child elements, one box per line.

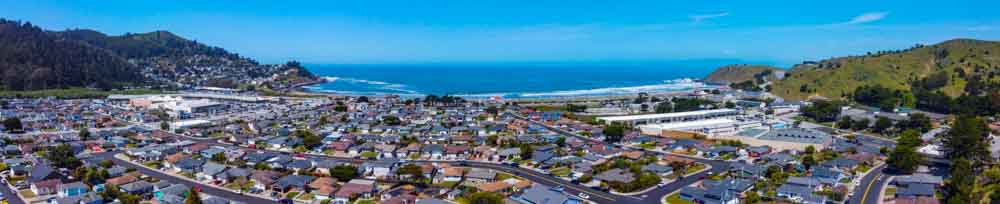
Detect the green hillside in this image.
<box><xmin>703</xmin><ymin>64</ymin><xmax>784</xmax><ymax>84</ymax></box>
<box><xmin>772</xmin><ymin>39</ymin><xmax>1000</xmax><ymax>101</ymax></box>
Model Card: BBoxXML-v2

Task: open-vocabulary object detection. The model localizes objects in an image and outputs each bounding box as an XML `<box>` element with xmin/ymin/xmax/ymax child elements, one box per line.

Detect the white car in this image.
<box><xmin>578</xmin><ymin>193</ymin><xmax>590</xmax><ymax>199</ymax></box>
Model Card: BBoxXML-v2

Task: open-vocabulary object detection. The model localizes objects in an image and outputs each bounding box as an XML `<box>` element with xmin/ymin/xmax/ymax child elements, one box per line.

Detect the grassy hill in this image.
<box><xmin>704</xmin><ymin>64</ymin><xmax>784</xmax><ymax>84</ymax></box>
<box><xmin>772</xmin><ymin>39</ymin><xmax>1000</xmax><ymax>100</ymax></box>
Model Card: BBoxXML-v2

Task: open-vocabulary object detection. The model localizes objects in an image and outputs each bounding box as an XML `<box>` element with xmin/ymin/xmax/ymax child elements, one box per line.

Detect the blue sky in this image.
<box><xmin>3</xmin><ymin>0</ymin><xmax>999</xmax><ymax>66</ymax></box>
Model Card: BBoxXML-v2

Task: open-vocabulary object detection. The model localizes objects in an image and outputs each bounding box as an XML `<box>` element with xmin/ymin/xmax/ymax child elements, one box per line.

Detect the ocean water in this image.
<box><xmin>303</xmin><ymin>63</ymin><xmax>725</xmax><ymax>99</ymax></box>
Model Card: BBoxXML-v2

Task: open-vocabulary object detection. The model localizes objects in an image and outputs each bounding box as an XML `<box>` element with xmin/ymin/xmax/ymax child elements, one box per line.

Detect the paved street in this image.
<box><xmin>0</xmin><ymin>182</ymin><xmax>26</xmax><ymax>204</ymax></box>
<box><xmin>93</xmin><ymin>152</ymin><xmax>276</xmax><ymax>204</ymax></box>
<box><xmin>507</xmin><ymin>112</ymin><xmax>735</xmax><ymax>204</ymax></box>
<box><xmin>848</xmin><ymin>164</ymin><xmax>886</xmax><ymax>204</ymax></box>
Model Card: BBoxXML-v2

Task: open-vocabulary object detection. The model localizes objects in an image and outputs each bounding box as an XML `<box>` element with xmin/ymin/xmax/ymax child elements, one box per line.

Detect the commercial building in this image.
<box><xmin>638</xmin><ymin>118</ymin><xmax>762</xmax><ymax>136</ymax></box>
<box><xmin>596</xmin><ymin>109</ymin><xmax>739</xmax><ymax>126</ymax></box>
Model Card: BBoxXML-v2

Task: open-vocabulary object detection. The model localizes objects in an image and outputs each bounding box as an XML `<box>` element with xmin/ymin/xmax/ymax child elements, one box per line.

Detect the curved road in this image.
<box><xmin>185</xmin><ymin>136</ymin><xmax>630</xmax><ymax>203</ymax></box>
<box><xmin>107</xmin><ymin>111</ymin><xmax>731</xmax><ymax>204</ymax></box>
<box><xmin>93</xmin><ymin>152</ymin><xmax>276</xmax><ymax>204</ymax></box>
<box><xmin>848</xmin><ymin>164</ymin><xmax>887</xmax><ymax>204</ymax></box>
<box><xmin>506</xmin><ymin>112</ymin><xmax>735</xmax><ymax>204</ymax></box>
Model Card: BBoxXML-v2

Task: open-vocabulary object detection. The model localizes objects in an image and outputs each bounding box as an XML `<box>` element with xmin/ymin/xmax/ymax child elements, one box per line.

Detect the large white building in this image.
<box><xmin>596</xmin><ymin>109</ymin><xmax>739</xmax><ymax>126</ymax></box>
<box><xmin>638</xmin><ymin>118</ymin><xmax>763</xmax><ymax>136</ymax></box>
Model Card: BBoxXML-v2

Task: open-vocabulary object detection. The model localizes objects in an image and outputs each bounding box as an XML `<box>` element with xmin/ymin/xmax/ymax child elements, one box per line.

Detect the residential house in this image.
<box><xmin>251</xmin><ymin>170</ymin><xmax>280</xmax><ymax>191</ymax></box>
<box><xmin>31</xmin><ymin>179</ymin><xmax>61</xmax><ymax>196</ymax></box>
<box><xmin>57</xmin><ymin>182</ymin><xmax>89</xmax><ymax>198</ymax></box>
<box><xmin>334</xmin><ymin>179</ymin><xmax>376</xmax><ymax>204</ymax></box>
<box><xmin>512</xmin><ymin>184</ymin><xmax>581</xmax><ymax>204</ymax></box>
<box><xmin>273</xmin><ymin>175</ymin><xmax>316</xmax><ymax>192</ymax></box>
<box><xmin>120</xmin><ymin>180</ymin><xmax>154</xmax><ymax>195</ymax></box>
<box><xmin>199</xmin><ymin>162</ymin><xmax>228</xmax><ymax>182</ymax></box>
<box><xmin>465</xmin><ymin>168</ymin><xmax>497</xmax><ymax>184</ymax></box>
<box><xmin>594</xmin><ymin>169</ymin><xmax>635</xmax><ymax>183</ymax></box>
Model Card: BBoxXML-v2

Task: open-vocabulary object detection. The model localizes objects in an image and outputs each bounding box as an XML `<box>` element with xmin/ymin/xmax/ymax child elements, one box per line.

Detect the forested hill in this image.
<box><xmin>0</xmin><ymin>18</ymin><xmax>319</xmax><ymax>91</ymax></box>
<box><xmin>0</xmin><ymin>19</ymin><xmax>143</xmax><ymax>90</ymax></box>
<box><xmin>52</xmin><ymin>29</ymin><xmax>242</xmax><ymax>60</ymax></box>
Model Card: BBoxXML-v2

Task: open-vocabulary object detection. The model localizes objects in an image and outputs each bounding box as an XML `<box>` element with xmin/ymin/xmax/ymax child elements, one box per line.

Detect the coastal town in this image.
<box><xmin>4</xmin><ymin>1</ymin><xmax>1000</xmax><ymax>204</ymax></box>
<box><xmin>0</xmin><ymin>82</ymin><xmax>968</xmax><ymax>204</ymax></box>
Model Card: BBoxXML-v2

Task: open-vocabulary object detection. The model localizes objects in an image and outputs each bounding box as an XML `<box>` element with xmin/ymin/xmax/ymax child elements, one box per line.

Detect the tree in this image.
<box><xmin>295</xmin><ymin>129</ymin><xmax>322</xmax><ymax>149</ymax></box>
<box><xmin>397</xmin><ymin>164</ymin><xmax>424</xmax><ymax>182</ymax></box>
<box><xmin>800</xmin><ymin>100</ymin><xmax>844</xmax><ymax>122</ymax></box>
<box><xmin>160</xmin><ymin>121</ymin><xmax>170</xmax><ymax>130</ymax></box>
<box><xmin>485</xmin><ymin>106</ymin><xmax>499</xmax><ymax>115</ymax></box>
<box><xmin>78</xmin><ymin>128</ymin><xmax>91</xmax><ymax>140</ymax></box>
<box><xmin>946</xmin><ymin>158</ymin><xmax>974</xmax><ymax>204</ymax></box>
<box><xmin>804</xmin><ymin>145</ymin><xmax>816</xmax><ymax>155</ymax></box>
<box><xmin>519</xmin><ymin>144</ymin><xmax>534</xmax><ymax>160</ymax></box>
<box><xmin>46</xmin><ymin>144</ymin><xmax>82</xmax><ymax>169</ymax></box>
<box><xmin>851</xmin><ymin>118</ymin><xmax>870</xmax><ymax>131</ymax></box>
<box><xmin>943</xmin><ymin>116</ymin><xmax>990</xmax><ymax>164</ymax></box>
<box><xmin>466</xmin><ymin>192</ymin><xmax>504</xmax><ymax>204</ymax></box>
<box><xmin>3</xmin><ymin>117</ymin><xmax>22</xmax><ymax>132</ymax></box>
<box><xmin>254</xmin><ymin>162</ymin><xmax>270</xmax><ymax>170</ymax></box>
<box><xmin>555</xmin><ymin>137</ymin><xmax>566</xmax><ymax>147</ymax></box>
<box><xmin>329</xmin><ymin>165</ymin><xmax>359</xmax><ymax>181</ymax></box>
<box><xmin>745</xmin><ymin>191</ymin><xmax>762</xmax><ymax>204</ymax></box>
<box><xmin>603</xmin><ymin>123</ymin><xmax>626</xmax><ymax>143</ymax></box>
<box><xmin>382</xmin><ymin>115</ymin><xmax>402</xmax><ymax>126</ymax></box>
<box><xmin>654</xmin><ymin>102</ymin><xmax>672</xmax><ymax>113</ymax></box>
<box><xmin>669</xmin><ymin>161</ymin><xmax>688</xmax><ymax>177</ymax></box>
<box><xmin>318</xmin><ymin>115</ymin><xmax>330</xmax><ymax>125</ymax></box>
<box><xmin>874</xmin><ymin>117</ymin><xmax>893</xmax><ymax>134</ymax></box>
<box><xmin>801</xmin><ymin>154</ymin><xmax>816</xmax><ymax>170</ymax></box>
<box><xmin>899</xmin><ymin>113</ymin><xmax>932</xmax><ymax>133</ymax></box>
<box><xmin>211</xmin><ymin>153</ymin><xmax>227</xmax><ymax>163</ymax></box>
<box><xmin>887</xmin><ymin>130</ymin><xmax>923</xmax><ymax>174</ymax></box>
<box><xmin>185</xmin><ymin>187</ymin><xmax>202</xmax><ymax>204</ymax></box>
<box><xmin>836</xmin><ymin>117</ymin><xmax>853</xmax><ymax>129</ymax></box>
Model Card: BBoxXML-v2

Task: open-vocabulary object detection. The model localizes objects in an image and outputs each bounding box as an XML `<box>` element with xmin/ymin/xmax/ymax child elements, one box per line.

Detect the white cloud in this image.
<box><xmin>689</xmin><ymin>12</ymin><xmax>729</xmax><ymax>23</ymax></box>
<box><xmin>839</xmin><ymin>12</ymin><xmax>889</xmax><ymax>25</ymax></box>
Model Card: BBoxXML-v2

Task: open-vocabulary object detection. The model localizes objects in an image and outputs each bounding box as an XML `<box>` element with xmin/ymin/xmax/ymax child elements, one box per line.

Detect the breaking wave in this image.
<box><xmin>307</xmin><ymin>75</ymin><xmax>710</xmax><ymax>99</ymax></box>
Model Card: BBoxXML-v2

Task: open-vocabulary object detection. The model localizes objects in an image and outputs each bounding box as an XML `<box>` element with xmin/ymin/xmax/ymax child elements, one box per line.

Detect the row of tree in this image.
<box><xmin>0</xmin><ymin>19</ymin><xmax>143</xmax><ymax>90</ymax></box>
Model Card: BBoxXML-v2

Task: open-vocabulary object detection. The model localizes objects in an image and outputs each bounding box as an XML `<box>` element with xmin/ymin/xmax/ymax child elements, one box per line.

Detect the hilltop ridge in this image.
<box><xmin>703</xmin><ymin>64</ymin><xmax>784</xmax><ymax>85</ymax></box>
<box><xmin>0</xmin><ymin>19</ymin><xmax>318</xmax><ymax>91</ymax></box>
<box><xmin>767</xmin><ymin>38</ymin><xmax>1000</xmax><ymax>101</ymax></box>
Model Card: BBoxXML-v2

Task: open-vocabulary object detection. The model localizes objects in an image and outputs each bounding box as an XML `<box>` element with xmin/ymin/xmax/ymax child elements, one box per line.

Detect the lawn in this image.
<box><xmin>360</xmin><ymin>151</ymin><xmax>379</xmax><ymax>159</ymax></box>
<box><xmin>144</xmin><ymin>161</ymin><xmax>162</xmax><ymax>169</ymax></box>
<box><xmin>224</xmin><ymin>183</ymin><xmax>240</xmax><ymax>190</ymax></box>
<box><xmin>286</xmin><ymin>191</ymin><xmax>300</xmax><ymax>199</ymax></box>
<box><xmin>685</xmin><ymin>164</ymin><xmax>707</xmax><ymax>175</ymax></box>
<box><xmin>298</xmin><ymin>193</ymin><xmax>315</xmax><ymax>200</ymax></box>
<box><xmin>223</xmin><ymin>181</ymin><xmax>254</xmax><ymax>191</ymax></box>
<box><xmin>855</xmin><ymin>164</ymin><xmax>872</xmax><ymax>174</ymax></box>
<box><xmin>354</xmin><ymin>199</ymin><xmax>375</xmax><ymax>204</ymax></box>
<box><xmin>549</xmin><ymin>167</ymin><xmax>571</xmax><ymax>177</ymax></box>
<box><xmin>885</xmin><ymin>187</ymin><xmax>897</xmax><ymax>197</ymax></box>
<box><xmin>18</xmin><ymin>189</ymin><xmax>36</xmax><ymax>198</ymax></box>
<box><xmin>664</xmin><ymin>193</ymin><xmax>693</xmax><ymax>204</ymax></box>
<box><xmin>7</xmin><ymin>175</ymin><xmax>24</xmax><ymax>183</ymax></box>
<box><xmin>638</xmin><ymin>143</ymin><xmax>657</xmax><ymax>150</ymax></box>
<box><xmin>496</xmin><ymin>173</ymin><xmax>516</xmax><ymax>181</ymax></box>
<box><xmin>435</xmin><ymin>181</ymin><xmax>461</xmax><ymax>188</ymax></box>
